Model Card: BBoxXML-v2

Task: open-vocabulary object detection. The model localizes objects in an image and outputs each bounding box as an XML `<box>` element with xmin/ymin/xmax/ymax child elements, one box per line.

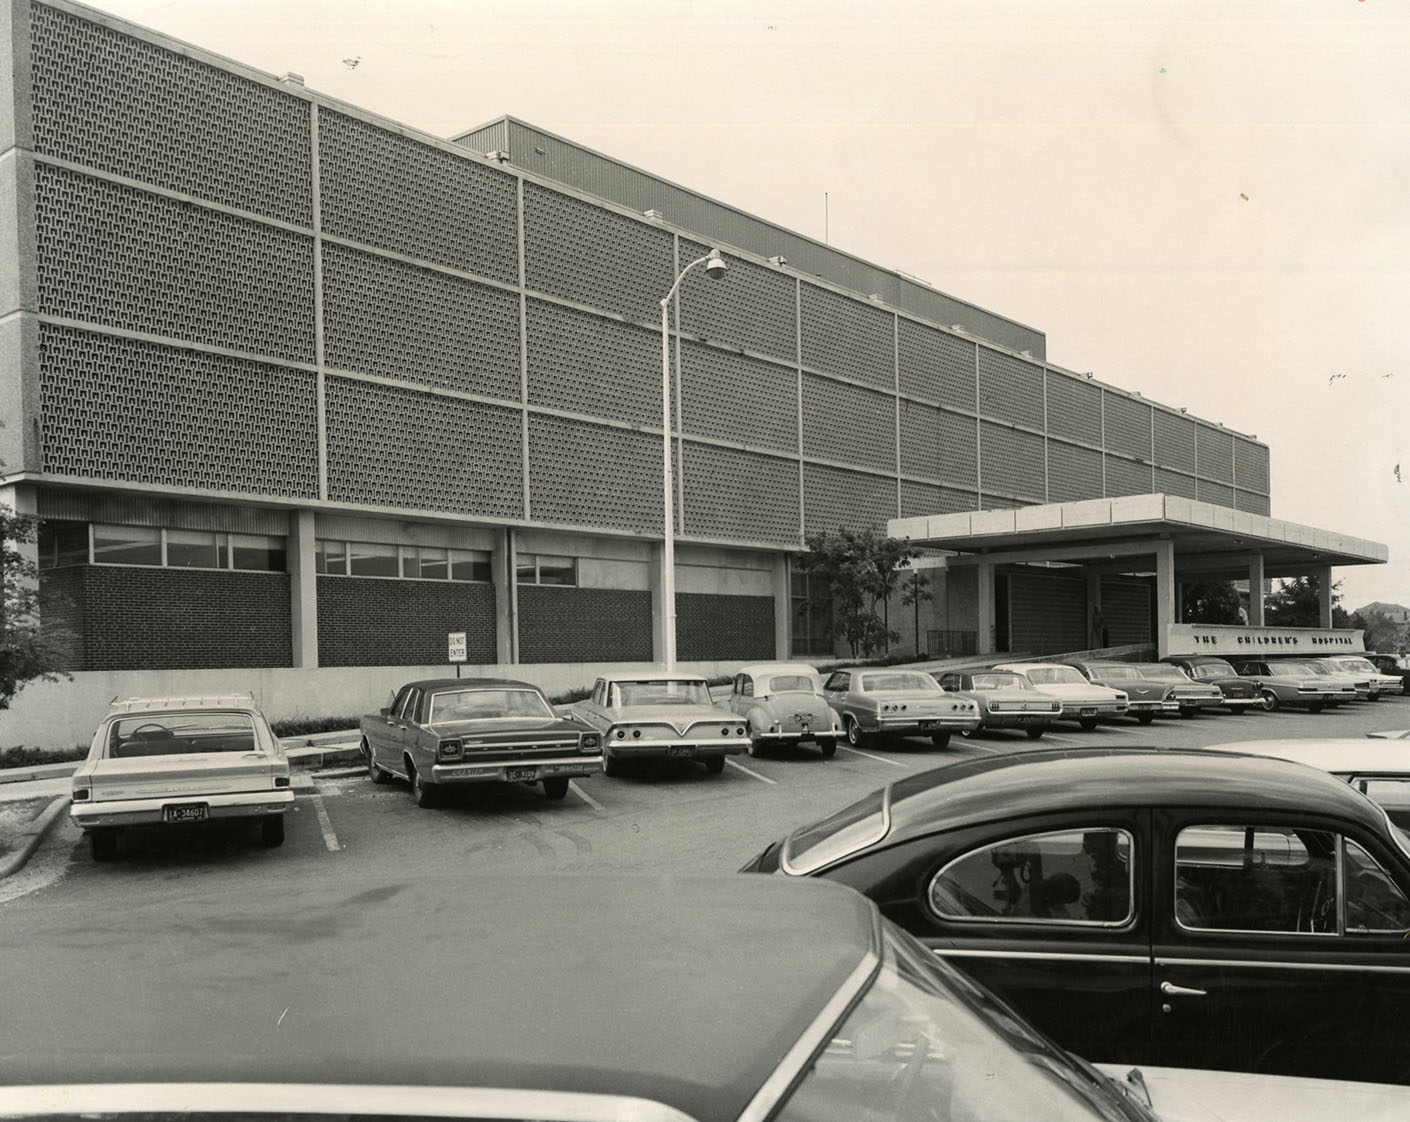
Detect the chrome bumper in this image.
<box><xmin>71</xmin><ymin>788</ymin><xmax>295</xmax><ymax>829</ymax></box>
<box><xmin>432</xmin><ymin>755</ymin><xmax>600</xmax><ymax>783</ymax></box>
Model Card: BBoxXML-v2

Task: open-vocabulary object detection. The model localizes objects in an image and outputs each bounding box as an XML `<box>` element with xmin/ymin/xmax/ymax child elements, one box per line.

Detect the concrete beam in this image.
<box><xmin>1248</xmin><ymin>554</ymin><xmax>1265</xmax><ymax>625</ymax></box>
<box><xmin>287</xmin><ymin>509</ymin><xmax>318</xmax><ymax>668</ymax></box>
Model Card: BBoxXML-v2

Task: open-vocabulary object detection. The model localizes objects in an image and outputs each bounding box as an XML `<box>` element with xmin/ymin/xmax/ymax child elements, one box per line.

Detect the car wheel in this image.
<box><xmin>1179</xmin><ymin>707</ymin><xmax>1196</xmax><ymax>719</ymax></box>
<box><xmin>363</xmin><ymin>738</ymin><xmax>389</xmax><ymax>785</ymax></box>
<box><xmin>745</xmin><ymin>736</ymin><xmax>762</xmax><ymax>758</ymax></box>
<box><xmin>542</xmin><ymin>777</ymin><xmax>569</xmax><ymax>800</ymax></box>
<box><xmin>930</xmin><ymin>732</ymin><xmax>951</xmax><ymax>749</ymax></box>
<box><xmin>844</xmin><ymin>716</ymin><xmax>870</xmax><ymax>749</ymax></box>
<box><xmin>704</xmin><ymin>754</ymin><xmax>726</xmax><ymax>774</ymax></box>
<box><xmin>1136</xmin><ymin>712</ymin><xmax>1155</xmax><ymax>726</ymax></box>
<box><xmin>259</xmin><ymin>815</ymin><xmax>285</xmax><ymax>847</ymax></box>
<box><xmin>409</xmin><ymin>763</ymin><xmax>439</xmax><ymax>808</ymax></box>
<box><xmin>1025</xmin><ymin>725</ymin><xmax>1046</xmax><ymax>740</ymax></box>
<box><xmin>1308</xmin><ymin>701</ymin><xmax>1324</xmax><ymax>714</ymax></box>
<box><xmin>602</xmin><ymin>751</ymin><xmax>624</xmax><ymax>777</ymax></box>
<box><xmin>818</xmin><ymin>737</ymin><xmax>837</xmax><ymax>759</ymax></box>
<box><xmin>89</xmin><ymin>828</ymin><xmax>119</xmax><ymax>863</ymax></box>
<box><xmin>1260</xmin><ymin>689</ymin><xmax>1280</xmax><ymax>712</ymax></box>
<box><xmin>1079</xmin><ymin>718</ymin><xmax>1099</xmax><ymax>732</ymax></box>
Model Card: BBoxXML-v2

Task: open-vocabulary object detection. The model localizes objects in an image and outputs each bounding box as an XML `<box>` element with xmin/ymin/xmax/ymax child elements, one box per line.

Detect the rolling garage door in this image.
<box><xmin>1008</xmin><ymin>571</ymin><xmax>1087</xmax><ymax>654</ymax></box>
<box><xmin>1100</xmin><ymin>577</ymin><xmax>1153</xmax><ymax>645</ymax></box>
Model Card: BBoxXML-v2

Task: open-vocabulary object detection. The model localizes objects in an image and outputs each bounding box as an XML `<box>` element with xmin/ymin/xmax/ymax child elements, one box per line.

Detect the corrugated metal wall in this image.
<box><xmin>1008</xmin><ymin>572</ymin><xmax>1087</xmax><ymax>654</ymax></box>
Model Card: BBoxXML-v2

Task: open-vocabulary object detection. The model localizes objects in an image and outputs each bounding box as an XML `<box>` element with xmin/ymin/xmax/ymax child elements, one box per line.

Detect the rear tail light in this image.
<box><xmin>437</xmin><ymin>739</ymin><xmax>463</xmax><ymax>761</ymax></box>
<box><xmin>273</xmin><ymin>776</ymin><xmax>290</xmax><ymax>788</ymax></box>
<box><xmin>736</xmin><ymin>726</ymin><xmax>745</xmax><ymax>736</ymax></box>
<box><xmin>72</xmin><ymin>788</ymin><xmax>90</xmax><ymax>802</ymax></box>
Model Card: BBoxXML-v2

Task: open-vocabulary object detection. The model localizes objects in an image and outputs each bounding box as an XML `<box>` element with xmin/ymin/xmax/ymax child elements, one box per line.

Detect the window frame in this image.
<box><xmin>926</xmin><ymin>826</ymin><xmax>1137</xmax><ymax>929</ymax></box>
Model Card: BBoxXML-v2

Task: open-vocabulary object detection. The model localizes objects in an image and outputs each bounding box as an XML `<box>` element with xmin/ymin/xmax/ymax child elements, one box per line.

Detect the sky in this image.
<box><xmin>89</xmin><ymin>0</ymin><xmax>1410</xmax><ymax>610</ymax></box>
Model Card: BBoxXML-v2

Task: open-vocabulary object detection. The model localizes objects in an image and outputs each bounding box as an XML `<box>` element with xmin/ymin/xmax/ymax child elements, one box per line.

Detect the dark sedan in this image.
<box><xmin>1163</xmin><ymin>655</ymin><xmax>1262</xmax><ymax>714</ymax></box>
<box><xmin>744</xmin><ymin>747</ymin><xmax>1410</xmax><ymax>1085</ymax></box>
<box><xmin>360</xmin><ymin>677</ymin><xmax>601</xmax><ymax>806</ymax></box>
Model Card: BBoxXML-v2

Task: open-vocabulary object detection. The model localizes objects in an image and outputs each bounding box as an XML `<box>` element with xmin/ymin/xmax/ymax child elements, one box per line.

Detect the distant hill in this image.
<box><xmin>1356</xmin><ymin>602</ymin><xmax>1410</xmax><ymax>622</ymax></box>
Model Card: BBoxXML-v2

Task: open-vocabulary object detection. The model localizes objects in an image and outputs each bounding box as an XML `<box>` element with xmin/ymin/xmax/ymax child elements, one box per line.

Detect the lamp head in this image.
<box><xmin>705</xmin><ymin>249</ymin><xmax>727</xmax><ymax>280</ymax></box>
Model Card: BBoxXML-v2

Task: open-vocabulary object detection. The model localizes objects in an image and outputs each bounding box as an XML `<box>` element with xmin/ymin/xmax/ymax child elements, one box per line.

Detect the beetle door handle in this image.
<box><xmin>1160</xmin><ymin>981</ymin><xmax>1207</xmax><ymax>997</ymax></box>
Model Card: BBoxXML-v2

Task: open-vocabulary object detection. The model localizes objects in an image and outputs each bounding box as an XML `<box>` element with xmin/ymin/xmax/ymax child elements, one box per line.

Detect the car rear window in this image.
<box><xmin>107</xmin><ymin>713</ymin><xmax>258</xmax><ymax>757</ymax></box>
<box><xmin>859</xmin><ymin>672</ymin><xmax>935</xmax><ymax>691</ymax></box>
<box><xmin>428</xmin><ymin>689</ymin><xmax>554</xmax><ymax>722</ymax></box>
<box><xmin>783</xmin><ymin>789</ymin><xmax>889</xmax><ymax>874</ymax></box>
<box><xmin>765</xmin><ymin>674</ymin><xmax>818</xmax><ymax>694</ymax></box>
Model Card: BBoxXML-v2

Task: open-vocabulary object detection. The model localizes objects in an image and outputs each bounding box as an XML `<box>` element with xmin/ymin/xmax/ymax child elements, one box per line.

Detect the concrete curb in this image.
<box><xmin>0</xmin><ymin>794</ymin><xmax>72</xmax><ymax>880</ymax></box>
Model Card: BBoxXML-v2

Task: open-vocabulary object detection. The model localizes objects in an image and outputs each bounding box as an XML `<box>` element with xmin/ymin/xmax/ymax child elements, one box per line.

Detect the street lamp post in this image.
<box><xmin>659</xmin><ymin>247</ymin><xmax>727</xmax><ymax>671</ymax></box>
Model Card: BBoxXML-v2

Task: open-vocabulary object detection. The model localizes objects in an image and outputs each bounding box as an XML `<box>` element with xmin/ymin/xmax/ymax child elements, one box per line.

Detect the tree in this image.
<box><xmin>1182</xmin><ymin>581</ymin><xmax>1243</xmax><ymax>625</ymax></box>
<box><xmin>899</xmin><ymin>568</ymin><xmax>933</xmax><ymax>656</ymax></box>
<box><xmin>1</xmin><ymin>497</ymin><xmax>69</xmax><ymax>709</ymax></box>
<box><xmin>798</xmin><ymin>529</ymin><xmax>921</xmax><ymax>659</ymax></box>
<box><xmin>1263</xmin><ymin>575</ymin><xmax>1342</xmax><ymax>627</ymax></box>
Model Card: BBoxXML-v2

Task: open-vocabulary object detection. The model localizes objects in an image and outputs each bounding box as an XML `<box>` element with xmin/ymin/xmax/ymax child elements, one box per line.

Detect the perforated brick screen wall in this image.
<box><xmin>677</xmin><ymin>593</ymin><xmax>775</xmax><ymax>661</ymax></box>
<box><xmin>40</xmin><ymin>566</ymin><xmax>291</xmax><ymax>670</ymax></box>
<box><xmin>317</xmin><ymin>577</ymin><xmax>495</xmax><ymax>667</ymax></box>
<box><xmin>517</xmin><ymin>586</ymin><xmax>652</xmax><ymax>664</ymax></box>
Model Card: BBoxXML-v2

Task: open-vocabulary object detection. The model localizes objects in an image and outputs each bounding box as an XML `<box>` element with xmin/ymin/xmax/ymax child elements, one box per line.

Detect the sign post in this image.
<box><xmin>448</xmin><ymin>631</ymin><xmax>467</xmax><ymax>678</ymax></box>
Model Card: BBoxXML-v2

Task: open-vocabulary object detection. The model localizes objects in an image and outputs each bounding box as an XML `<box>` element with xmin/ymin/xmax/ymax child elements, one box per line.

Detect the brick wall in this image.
<box><xmin>678</xmin><ymin>593</ymin><xmax>775</xmax><ymax>661</ymax></box>
<box><xmin>39</xmin><ymin>566</ymin><xmax>291</xmax><ymax>669</ymax></box>
<box><xmin>38</xmin><ymin>567</ymin><xmax>87</xmax><ymax>670</ymax></box>
<box><xmin>317</xmin><ymin>577</ymin><xmax>496</xmax><ymax>666</ymax></box>
<box><xmin>518</xmin><ymin>586</ymin><xmax>652</xmax><ymax>663</ymax></box>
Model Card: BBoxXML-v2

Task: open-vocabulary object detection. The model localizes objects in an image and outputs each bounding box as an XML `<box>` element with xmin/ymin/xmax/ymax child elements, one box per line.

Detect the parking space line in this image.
<box><xmin>837</xmin><ymin>745</ymin><xmax>909</xmax><ymax>767</ymax></box>
<box><xmin>569</xmin><ymin>780</ymin><xmax>604</xmax><ymax>810</ymax></box>
<box><xmin>1042</xmin><ymin>733</ymin><xmax>1085</xmax><ymax>745</ymax></box>
<box><xmin>725</xmin><ymin>759</ymin><xmax>777</xmax><ymax>785</ymax></box>
<box><xmin>307</xmin><ymin>791</ymin><xmax>341</xmax><ymax>852</ymax></box>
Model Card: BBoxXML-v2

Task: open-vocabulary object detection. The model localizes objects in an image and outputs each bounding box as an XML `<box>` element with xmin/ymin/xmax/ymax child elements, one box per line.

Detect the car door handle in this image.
<box><xmin>1160</xmin><ymin>981</ymin><xmax>1207</xmax><ymax>998</ymax></box>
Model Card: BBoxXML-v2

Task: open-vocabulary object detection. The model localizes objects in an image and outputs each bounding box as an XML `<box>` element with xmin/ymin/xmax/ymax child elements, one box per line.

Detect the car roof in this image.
<box><xmin>104</xmin><ymin>694</ymin><xmax>261</xmax><ymax>715</ymax></box>
<box><xmin>397</xmin><ymin>678</ymin><xmax>546</xmax><ymax>693</ymax></box>
<box><xmin>737</xmin><ymin>663</ymin><xmax>821</xmax><ymax>679</ymax></box>
<box><xmin>596</xmin><ymin>672</ymin><xmax>708</xmax><ymax>684</ymax></box>
<box><xmin>1</xmin><ymin>875</ymin><xmax>878</xmax><ymax>1120</ymax></box>
<box><xmin>876</xmin><ymin>747</ymin><xmax>1387</xmax><ymax>844</ymax></box>
<box><xmin>1205</xmin><ymin>739</ymin><xmax>1410</xmax><ymax>775</ymax></box>
<box><xmin>993</xmin><ymin>662</ymin><xmax>1073</xmax><ymax>672</ymax></box>
<box><xmin>1166</xmin><ymin>655</ymin><xmax>1234</xmax><ymax>664</ymax></box>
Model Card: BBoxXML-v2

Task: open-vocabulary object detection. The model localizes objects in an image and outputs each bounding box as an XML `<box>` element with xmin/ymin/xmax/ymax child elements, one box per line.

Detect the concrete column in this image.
<box><xmin>494</xmin><ymin>527</ymin><xmax>515</xmax><ymax>665</ymax></box>
<box><xmin>773</xmin><ymin>553</ymin><xmax>791</xmax><ymax>660</ymax></box>
<box><xmin>287</xmin><ymin>509</ymin><xmax>318</xmax><ymax>668</ymax></box>
<box><xmin>1154</xmin><ymin>540</ymin><xmax>1176</xmax><ymax>658</ymax></box>
<box><xmin>1247</xmin><ymin>554</ymin><xmax>1265</xmax><ymax>625</ymax></box>
<box><xmin>1316</xmin><ymin>564</ymin><xmax>1333</xmax><ymax>628</ymax></box>
<box><xmin>976</xmin><ymin>561</ymin><xmax>996</xmax><ymax>655</ymax></box>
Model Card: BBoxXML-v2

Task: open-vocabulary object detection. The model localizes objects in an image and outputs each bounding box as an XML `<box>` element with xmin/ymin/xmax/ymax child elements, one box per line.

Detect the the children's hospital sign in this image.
<box><xmin>1165</xmin><ymin>623</ymin><xmax>1364</xmax><ymax>658</ymax></box>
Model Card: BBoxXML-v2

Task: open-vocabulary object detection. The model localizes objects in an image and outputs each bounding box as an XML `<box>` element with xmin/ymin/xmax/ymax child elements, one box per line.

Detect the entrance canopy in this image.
<box><xmin>889</xmin><ymin>493</ymin><xmax>1385</xmax><ymax>580</ymax></box>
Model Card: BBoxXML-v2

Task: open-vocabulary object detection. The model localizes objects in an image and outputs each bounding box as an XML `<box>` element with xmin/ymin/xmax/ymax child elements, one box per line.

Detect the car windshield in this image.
<box><xmin>970</xmin><ymin>673</ymin><xmax>1035</xmax><ymax>691</ymax></box>
<box><xmin>858</xmin><ymin>672</ymin><xmax>938</xmax><ymax>692</ymax></box>
<box><xmin>777</xmin><ymin>921</ymin><xmax>1151</xmax><ymax>1122</ymax></box>
<box><xmin>428</xmin><ymin>689</ymin><xmax>554</xmax><ymax>723</ymax></box>
<box><xmin>765</xmin><ymin>674</ymin><xmax>821</xmax><ymax>694</ymax></box>
<box><xmin>612</xmin><ymin>679</ymin><xmax>712</xmax><ymax>706</ymax></box>
<box><xmin>107</xmin><ymin>713</ymin><xmax>259</xmax><ymax>757</ymax></box>
<box><xmin>1135</xmin><ymin>665</ymin><xmax>1188</xmax><ymax>682</ymax></box>
<box><xmin>1023</xmin><ymin>667</ymin><xmax>1086</xmax><ymax>686</ymax></box>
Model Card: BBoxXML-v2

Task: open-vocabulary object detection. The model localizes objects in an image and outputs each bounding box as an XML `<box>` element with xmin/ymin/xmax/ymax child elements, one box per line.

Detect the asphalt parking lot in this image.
<box><xmin>4</xmin><ymin>694</ymin><xmax>1407</xmax><ymax>912</ymax></box>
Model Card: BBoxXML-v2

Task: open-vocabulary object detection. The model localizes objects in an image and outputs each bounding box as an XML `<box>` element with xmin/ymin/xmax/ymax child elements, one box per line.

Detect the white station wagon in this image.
<box><xmin>69</xmin><ymin>694</ymin><xmax>294</xmax><ymax>861</ymax></box>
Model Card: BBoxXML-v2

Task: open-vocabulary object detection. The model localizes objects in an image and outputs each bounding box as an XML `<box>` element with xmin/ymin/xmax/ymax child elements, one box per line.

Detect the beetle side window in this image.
<box><xmin>1174</xmin><ymin>825</ymin><xmax>1339</xmax><ymax>934</ymax></box>
<box><xmin>928</xmin><ymin>828</ymin><xmax>1133</xmax><ymax>926</ymax></box>
<box><xmin>1344</xmin><ymin>840</ymin><xmax>1410</xmax><ymax>933</ymax></box>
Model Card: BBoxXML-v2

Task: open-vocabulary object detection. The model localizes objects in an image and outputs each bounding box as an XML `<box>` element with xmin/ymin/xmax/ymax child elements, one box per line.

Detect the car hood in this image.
<box><xmin>1094</xmin><ymin>1063</ymin><xmax>1410</xmax><ymax>1122</ymax></box>
<box><xmin>1032</xmin><ymin>683</ymin><xmax>1125</xmax><ymax>701</ymax></box>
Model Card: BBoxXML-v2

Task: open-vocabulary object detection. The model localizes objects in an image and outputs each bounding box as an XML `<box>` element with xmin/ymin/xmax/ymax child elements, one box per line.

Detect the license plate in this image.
<box><xmin>506</xmin><ymin>767</ymin><xmax>536</xmax><ymax>781</ymax></box>
<box><xmin>668</xmin><ymin>745</ymin><xmax>696</xmax><ymax>758</ymax></box>
<box><xmin>1079</xmin><ymin>707</ymin><xmax>1097</xmax><ymax>717</ymax></box>
<box><xmin>917</xmin><ymin>720</ymin><xmax>939</xmax><ymax>730</ymax></box>
<box><xmin>163</xmin><ymin>803</ymin><xmax>208</xmax><ymax>824</ymax></box>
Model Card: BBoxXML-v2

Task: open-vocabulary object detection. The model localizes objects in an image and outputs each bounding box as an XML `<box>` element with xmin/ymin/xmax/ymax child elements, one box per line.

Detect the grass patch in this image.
<box><xmin>269</xmin><ymin>716</ymin><xmax>361</xmax><ymax>738</ymax></box>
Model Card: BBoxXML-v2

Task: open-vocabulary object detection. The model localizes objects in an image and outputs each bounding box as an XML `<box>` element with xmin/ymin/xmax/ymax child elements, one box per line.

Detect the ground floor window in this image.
<box><xmin>791</xmin><ymin>564</ymin><xmax>833</xmax><ymax>656</ymax></box>
<box><xmin>316</xmin><ymin>540</ymin><xmax>491</xmax><ymax>582</ymax></box>
<box><xmin>39</xmin><ymin>522</ymin><xmax>286</xmax><ymax>572</ymax></box>
<box><xmin>516</xmin><ymin>553</ymin><xmax>578</xmax><ymax>586</ymax></box>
